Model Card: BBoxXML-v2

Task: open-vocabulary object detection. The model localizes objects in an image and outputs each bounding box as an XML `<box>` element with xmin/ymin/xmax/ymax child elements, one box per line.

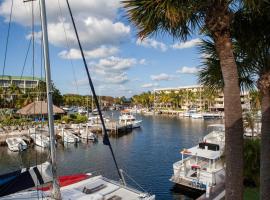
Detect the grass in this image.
<box><xmin>244</xmin><ymin>187</ymin><xmax>259</xmax><ymax>200</ymax></box>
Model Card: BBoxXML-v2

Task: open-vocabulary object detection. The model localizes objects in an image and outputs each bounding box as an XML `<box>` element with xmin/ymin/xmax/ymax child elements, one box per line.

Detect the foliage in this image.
<box><xmin>131</xmin><ymin>91</ymin><xmax>154</xmax><ymax>108</ymax></box>
<box><xmin>244</xmin><ymin>139</ymin><xmax>260</xmax><ymax>187</ymax></box>
<box><xmin>61</xmin><ymin>114</ymin><xmax>88</xmax><ymax>124</ymax></box>
<box><xmin>244</xmin><ymin>187</ymin><xmax>259</xmax><ymax>200</ymax></box>
<box><xmin>0</xmin><ymin>116</ymin><xmax>32</xmax><ymax>127</ymax></box>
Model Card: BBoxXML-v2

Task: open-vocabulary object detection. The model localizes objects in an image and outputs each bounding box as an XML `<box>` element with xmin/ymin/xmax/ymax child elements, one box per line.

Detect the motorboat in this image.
<box><xmin>79</xmin><ymin>128</ymin><xmax>97</xmax><ymax>141</ymax></box>
<box><xmin>78</xmin><ymin>107</ymin><xmax>88</xmax><ymax>114</ymax></box>
<box><xmin>184</xmin><ymin>109</ymin><xmax>197</xmax><ymax>117</ymax></box>
<box><xmin>191</xmin><ymin>113</ymin><xmax>203</xmax><ymax>119</ymax></box>
<box><xmin>30</xmin><ymin>134</ymin><xmax>50</xmax><ymax>148</ymax></box>
<box><xmin>119</xmin><ymin>110</ymin><xmax>142</xmax><ymax>128</ymax></box>
<box><xmin>60</xmin><ymin>129</ymin><xmax>81</xmax><ymax>143</ymax></box>
<box><xmin>6</xmin><ymin>137</ymin><xmax>27</xmax><ymax>152</ymax></box>
<box><xmin>170</xmin><ymin>130</ymin><xmax>225</xmax><ymax>193</ymax></box>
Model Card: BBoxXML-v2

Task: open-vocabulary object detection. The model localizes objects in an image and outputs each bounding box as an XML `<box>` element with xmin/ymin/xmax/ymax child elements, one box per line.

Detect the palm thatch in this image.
<box><xmin>17</xmin><ymin>101</ymin><xmax>64</xmax><ymax>115</ymax></box>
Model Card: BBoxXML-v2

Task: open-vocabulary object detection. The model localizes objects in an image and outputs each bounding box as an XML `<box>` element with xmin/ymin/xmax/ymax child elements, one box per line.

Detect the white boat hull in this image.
<box><xmin>0</xmin><ymin>175</ymin><xmax>155</xmax><ymax>200</ymax></box>
<box><xmin>6</xmin><ymin>138</ymin><xmax>27</xmax><ymax>152</ymax></box>
<box><xmin>30</xmin><ymin>134</ymin><xmax>50</xmax><ymax>148</ymax></box>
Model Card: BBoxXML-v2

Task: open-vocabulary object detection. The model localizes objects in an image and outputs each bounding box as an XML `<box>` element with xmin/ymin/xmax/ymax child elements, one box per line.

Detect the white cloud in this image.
<box><xmin>177</xmin><ymin>66</ymin><xmax>200</xmax><ymax>74</ymax></box>
<box><xmin>139</xmin><ymin>59</ymin><xmax>146</xmax><ymax>65</ymax></box>
<box><xmin>0</xmin><ymin>0</ymin><xmax>120</xmax><ymax>25</ymax></box>
<box><xmin>93</xmin><ymin>56</ymin><xmax>137</xmax><ymax>74</ymax></box>
<box><xmin>141</xmin><ymin>83</ymin><xmax>159</xmax><ymax>88</ymax></box>
<box><xmin>150</xmin><ymin>73</ymin><xmax>174</xmax><ymax>81</ymax></box>
<box><xmin>87</xmin><ymin>56</ymin><xmax>141</xmax><ymax>85</ymax></box>
<box><xmin>59</xmin><ymin>46</ymin><xmax>119</xmax><ymax>59</ymax></box>
<box><xmin>0</xmin><ymin>0</ymin><xmax>129</xmax><ymax>50</ymax></box>
<box><xmin>136</xmin><ymin>38</ymin><xmax>167</xmax><ymax>52</ymax></box>
<box><xmin>171</xmin><ymin>38</ymin><xmax>201</xmax><ymax>49</ymax></box>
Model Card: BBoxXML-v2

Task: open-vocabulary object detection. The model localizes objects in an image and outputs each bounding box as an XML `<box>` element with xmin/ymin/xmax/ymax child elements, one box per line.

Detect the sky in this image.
<box><xmin>0</xmin><ymin>0</ymin><xmax>203</xmax><ymax>97</ymax></box>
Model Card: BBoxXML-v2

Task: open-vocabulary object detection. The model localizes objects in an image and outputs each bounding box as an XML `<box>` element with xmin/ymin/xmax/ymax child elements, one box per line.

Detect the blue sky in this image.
<box><xmin>0</xmin><ymin>0</ymin><xmax>203</xmax><ymax>97</ymax></box>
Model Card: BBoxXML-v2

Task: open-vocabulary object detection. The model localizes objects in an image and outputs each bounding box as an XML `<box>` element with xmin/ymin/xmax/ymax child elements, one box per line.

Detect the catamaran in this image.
<box><xmin>0</xmin><ymin>0</ymin><xmax>155</xmax><ymax>199</ymax></box>
<box><xmin>170</xmin><ymin>125</ymin><xmax>225</xmax><ymax>194</ymax></box>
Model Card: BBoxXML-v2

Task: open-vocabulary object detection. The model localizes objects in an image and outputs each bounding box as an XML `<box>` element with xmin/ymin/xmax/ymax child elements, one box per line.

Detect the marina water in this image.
<box><xmin>0</xmin><ymin>112</ymin><xmax>222</xmax><ymax>200</ymax></box>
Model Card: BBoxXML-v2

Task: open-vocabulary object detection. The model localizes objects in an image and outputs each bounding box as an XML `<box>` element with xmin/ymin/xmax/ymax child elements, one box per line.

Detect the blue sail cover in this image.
<box><xmin>0</xmin><ymin>162</ymin><xmax>53</xmax><ymax>197</ymax></box>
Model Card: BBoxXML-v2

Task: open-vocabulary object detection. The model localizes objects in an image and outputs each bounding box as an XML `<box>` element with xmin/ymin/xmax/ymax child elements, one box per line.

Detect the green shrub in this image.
<box><xmin>244</xmin><ymin>139</ymin><xmax>260</xmax><ymax>187</ymax></box>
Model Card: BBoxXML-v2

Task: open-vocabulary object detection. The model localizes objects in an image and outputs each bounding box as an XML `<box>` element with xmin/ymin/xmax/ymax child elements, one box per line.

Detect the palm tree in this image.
<box><xmin>198</xmin><ymin>3</ymin><xmax>270</xmax><ymax>197</ymax></box>
<box><xmin>122</xmin><ymin>2</ymin><xmax>254</xmax><ymax>196</ymax></box>
<box><xmin>233</xmin><ymin>6</ymin><xmax>270</xmax><ymax>198</ymax></box>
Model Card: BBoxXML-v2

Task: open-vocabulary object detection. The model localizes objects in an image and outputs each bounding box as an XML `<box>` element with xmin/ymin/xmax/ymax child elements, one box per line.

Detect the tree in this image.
<box><xmin>198</xmin><ymin>2</ymin><xmax>270</xmax><ymax>197</ymax></box>
<box><xmin>122</xmin><ymin>1</ymin><xmax>264</xmax><ymax>198</ymax></box>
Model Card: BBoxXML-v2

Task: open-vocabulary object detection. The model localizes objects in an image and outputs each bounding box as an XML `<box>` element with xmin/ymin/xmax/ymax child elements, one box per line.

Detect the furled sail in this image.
<box><xmin>0</xmin><ymin>162</ymin><xmax>52</xmax><ymax>197</ymax></box>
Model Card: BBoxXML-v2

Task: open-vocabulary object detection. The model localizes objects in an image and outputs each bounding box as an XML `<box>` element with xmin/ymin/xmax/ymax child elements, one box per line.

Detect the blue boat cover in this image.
<box><xmin>0</xmin><ymin>162</ymin><xmax>52</xmax><ymax>197</ymax></box>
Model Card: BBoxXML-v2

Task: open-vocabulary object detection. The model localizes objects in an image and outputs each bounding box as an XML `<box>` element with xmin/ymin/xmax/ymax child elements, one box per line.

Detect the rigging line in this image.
<box><xmin>56</xmin><ymin>0</ymin><xmax>79</xmax><ymax>94</ymax></box>
<box><xmin>31</xmin><ymin>2</ymin><xmax>39</xmax><ymax>198</ymax></box>
<box><xmin>19</xmin><ymin>37</ymin><xmax>33</xmax><ymax>82</ymax></box>
<box><xmin>1</xmin><ymin>0</ymin><xmax>14</xmax><ymax>79</ymax></box>
<box><xmin>65</xmin><ymin>0</ymin><xmax>123</xmax><ymax>182</ymax></box>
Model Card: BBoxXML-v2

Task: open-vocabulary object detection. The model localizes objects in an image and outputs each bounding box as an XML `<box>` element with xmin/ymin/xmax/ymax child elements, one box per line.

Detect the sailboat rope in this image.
<box><xmin>65</xmin><ymin>0</ymin><xmax>123</xmax><ymax>182</ymax></box>
<box><xmin>56</xmin><ymin>0</ymin><xmax>79</xmax><ymax>95</ymax></box>
<box><xmin>121</xmin><ymin>170</ymin><xmax>147</xmax><ymax>193</ymax></box>
<box><xmin>1</xmin><ymin>0</ymin><xmax>14</xmax><ymax>81</ymax></box>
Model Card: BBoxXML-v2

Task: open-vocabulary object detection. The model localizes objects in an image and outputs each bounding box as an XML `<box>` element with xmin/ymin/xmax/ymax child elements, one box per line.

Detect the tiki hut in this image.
<box><xmin>17</xmin><ymin>101</ymin><xmax>65</xmax><ymax>116</ymax></box>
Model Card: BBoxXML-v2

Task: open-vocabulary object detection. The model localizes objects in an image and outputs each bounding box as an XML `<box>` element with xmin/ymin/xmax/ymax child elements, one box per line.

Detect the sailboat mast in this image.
<box><xmin>40</xmin><ymin>0</ymin><xmax>61</xmax><ymax>199</ymax></box>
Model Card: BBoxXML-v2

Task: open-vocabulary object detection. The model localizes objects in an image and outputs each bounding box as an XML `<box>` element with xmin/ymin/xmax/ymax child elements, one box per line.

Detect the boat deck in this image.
<box><xmin>1</xmin><ymin>176</ymin><xmax>154</xmax><ymax>200</ymax></box>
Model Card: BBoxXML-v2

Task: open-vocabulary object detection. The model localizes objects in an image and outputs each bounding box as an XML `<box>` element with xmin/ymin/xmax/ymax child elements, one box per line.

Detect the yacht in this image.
<box><xmin>119</xmin><ymin>110</ymin><xmax>142</xmax><ymax>128</ymax></box>
<box><xmin>6</xmin><ymin>137</ymin><xmax>27</xmax><ymax>152</ymax></box>
<box><xmin>170</xmin><ymin>128</ymin><xmax>225</xmax><ymax>193</ymax></box>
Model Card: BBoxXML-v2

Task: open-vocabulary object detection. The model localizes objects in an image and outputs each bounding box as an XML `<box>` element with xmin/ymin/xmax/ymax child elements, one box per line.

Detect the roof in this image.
<box><xmin>185</xmin><ymin>145</ymin><xmax>222</xmax><ymax>160</ymax></box>
<box><xmin>17</xmin><ymin>101</ymin><xmax>65</xmax><ymax>115</ymax></box>
<box><xmin>154</xmin><ymin>85</ymin><xmax>203</xmax><ymax>91</ymax></box>
<box><xmin>0</xmin><ymin>75</ymin><xmax>44</xmax><ymax>81</ymax></box>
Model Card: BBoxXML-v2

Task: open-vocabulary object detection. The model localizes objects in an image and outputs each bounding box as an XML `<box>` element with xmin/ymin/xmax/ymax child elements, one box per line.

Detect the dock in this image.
<box><xmin>89</xmin><ymin>121</ymin><xmax>133</xmax><ymax>135</ymax></box>
<box><xmin>0</xmin><ymin>130</ymin><xmax>33</xmax><ymax>146</ymax></box>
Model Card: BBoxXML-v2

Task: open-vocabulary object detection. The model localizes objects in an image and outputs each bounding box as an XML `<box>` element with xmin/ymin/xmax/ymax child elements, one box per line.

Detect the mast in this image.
<box><xmin>40</xmin><ymin>0</ymin><xmax>61</xmax><ymax>199</ymax></box>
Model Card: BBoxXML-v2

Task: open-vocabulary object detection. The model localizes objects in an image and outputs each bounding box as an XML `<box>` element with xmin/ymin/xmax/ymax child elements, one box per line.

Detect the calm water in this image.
<box><xmin>0</xmin><ymin>113</ymin><xmax>222</xmax><ymax>200</ymax></box>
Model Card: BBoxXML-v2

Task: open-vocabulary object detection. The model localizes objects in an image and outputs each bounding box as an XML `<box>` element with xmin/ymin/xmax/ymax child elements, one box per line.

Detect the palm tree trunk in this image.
<box><xmin>215</xmin><ymin>35</ymin><xmax>244</xmax><ymax>200</ymax></box>
<box><xmin>260</xmin><ymin>89</ymin><xmax>270</xmax><ymax>199</ymax></box>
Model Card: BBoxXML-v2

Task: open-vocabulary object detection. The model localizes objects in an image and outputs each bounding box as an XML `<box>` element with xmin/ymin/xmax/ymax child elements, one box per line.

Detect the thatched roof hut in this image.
<box><xmin>17</xmin><ymin>101</ymin><xmax>65</xmax><ymax>115</ymax></box>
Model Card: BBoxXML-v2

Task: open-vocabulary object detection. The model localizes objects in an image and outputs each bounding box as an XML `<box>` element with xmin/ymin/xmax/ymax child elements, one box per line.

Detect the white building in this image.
<box><xmin>0</xmin><ymin>75</ymin><xmax>42</xmax><ymax>93</ymax></box>
<box><xmin>153</xmin><ymin>85</ymin><xmax>250</xmax><ymax>111</ymax></box>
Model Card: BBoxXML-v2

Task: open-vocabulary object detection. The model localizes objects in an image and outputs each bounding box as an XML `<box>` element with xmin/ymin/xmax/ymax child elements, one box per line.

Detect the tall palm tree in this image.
<box><xmin>198</xmin><ymin>3</ymin><xmax>270</xmax><ymax>197</ymax></box>
<box><xmin>122</xmin><ymin>1</ymin><xmax>263</xmax><ymax>197</ymax></box>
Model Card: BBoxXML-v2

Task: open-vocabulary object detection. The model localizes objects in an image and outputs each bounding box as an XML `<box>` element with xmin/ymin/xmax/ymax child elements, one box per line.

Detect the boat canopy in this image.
<box><xmin>183</xmin><ymin>145</ymin><xmax>222</xmax><ymax>160</ymax></box>
<box><xmin>0</xmin><ymin>162</ymin><xmax>52</xmax><ymax>197</ymax></box>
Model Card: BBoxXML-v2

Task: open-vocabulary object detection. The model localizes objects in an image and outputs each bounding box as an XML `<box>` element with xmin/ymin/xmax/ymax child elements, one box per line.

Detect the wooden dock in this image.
<box><xmin>89</xmin><ymin>122</ymin><xmax>133</xmax><ymax>135</ymax></box>
<box><xmin>0</xmin><ymin>130</ymin><xmax>33</xmax><ymax>146</ymax></box>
